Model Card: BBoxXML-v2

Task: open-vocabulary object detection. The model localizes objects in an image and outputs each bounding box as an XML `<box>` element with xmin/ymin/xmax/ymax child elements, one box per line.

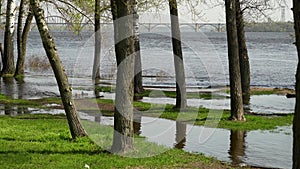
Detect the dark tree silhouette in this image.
<box><xmin>293</xmin><ymin>0</ymin><xmax>300</xmax><ymax>168</ymax></box>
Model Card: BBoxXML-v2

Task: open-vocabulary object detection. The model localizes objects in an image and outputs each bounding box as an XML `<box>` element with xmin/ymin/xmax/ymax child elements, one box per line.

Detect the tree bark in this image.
<box><xmin>92</xmin><ymin>0</ymin><xmax>101</xmax><ymax>80</ymax></box>
<box><xmin>225</xmin><ymin>0</ymin><xmax>245</xmax><ymax>121</ymax></box>
<box><xmin>236</xmin><ymin>0</ymin><xmax>250</xmax><ymax>105</ymax></box>
<box><xmin>293</xmin><ymin>0</ymin><xmax>300</xmax><ymax>168</ymax></box>
<box><xmin>169</xmin><ymin>0</ymin><xmax>187</xmax><ymax>109</ymax></box>
<box><xmin>175</xmin><ymin>121</ymin><xmax>186</xmax><ymax>149</ymax></box>
<box><xmin>15</xmin><ymin>0</ymin><xmax>33</xmax><ymax>77</ymax></box>
<box><xmin>30</xmin><ymin>0</ymin><xmax>87</xmax><ymax>139</ymax></box>
<box><xmin>15</xmin><ymin>0</ymin><xmax>25</xmax><ymax>77</ymax></box>
<box><xmin>133</xmin><ymin>0</ymin><xmax>143</xmax><ymax>95</ymax></box>
<box><xmin>2</xmin><ymin>0</ymin><xmax>16</xmax><ymax>76</ymax></box>
<box><xmin>110</xmin><ymin>0</ymin><xmax>135</xmax><ymax>153</ymax></box>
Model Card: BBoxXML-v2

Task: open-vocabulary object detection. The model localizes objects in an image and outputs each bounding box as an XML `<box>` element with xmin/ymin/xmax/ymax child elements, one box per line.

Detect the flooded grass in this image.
<box><xmin>0</xmin><ymin>93</ymin><xmax>293</xmax><ymax>131</ymax></box>
<box><xmin>152</xmin><ymin>106</ymin><xmax>293</xmax><ymax>131</ymax></box>
<box><xmin>0</xmin><ymin>94</ymin><xmax>62</xmax><ymax>110</ymax></box>
<box><xmin>0</xmin><ymin>114</ymin><xmax>247</xmax><ymax>169</ymax></box>
<box><xmin>78</xmin><ymin>98</ymin><xmax>293</xmax><ymax>131</ymax></box>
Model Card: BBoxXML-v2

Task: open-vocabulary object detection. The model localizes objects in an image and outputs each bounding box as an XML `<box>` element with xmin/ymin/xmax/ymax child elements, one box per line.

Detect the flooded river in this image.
<box><xmin>0</xmin><ymin>30</ymin><xmax>296</xmax><ymax>168</ymax></box>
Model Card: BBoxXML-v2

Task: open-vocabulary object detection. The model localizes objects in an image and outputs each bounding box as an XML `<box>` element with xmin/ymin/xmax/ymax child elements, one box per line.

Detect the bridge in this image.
<box><xmin>139</xmin><ymin>23</ymin><xmax>226</xmax><ymax>32</ymax></box>
<box><xmin>42</xmin><ymin>16</ymin><xmax>226</xmax><ymax>32</ymax></box>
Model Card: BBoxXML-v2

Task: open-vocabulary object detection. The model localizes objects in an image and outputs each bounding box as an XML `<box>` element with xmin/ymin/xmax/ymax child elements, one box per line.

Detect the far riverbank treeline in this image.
<box><xmin>245</xmin><ymin>22</ymin><xmax>294</xmax><ymax>32</ymax></box>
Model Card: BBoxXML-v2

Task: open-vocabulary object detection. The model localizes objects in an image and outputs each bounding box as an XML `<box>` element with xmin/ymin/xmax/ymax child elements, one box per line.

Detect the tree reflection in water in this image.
<box><xmin>229</xmin><ymin>130</ymin><xmax>246</xmax><ymax>165</ymax></box>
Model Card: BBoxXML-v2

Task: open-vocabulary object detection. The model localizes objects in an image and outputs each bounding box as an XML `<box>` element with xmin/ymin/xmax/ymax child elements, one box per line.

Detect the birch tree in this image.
<box><xmin>2</xmin><ymin>0</ymin><xmax>16</xmax><ymax>76</ymax></box>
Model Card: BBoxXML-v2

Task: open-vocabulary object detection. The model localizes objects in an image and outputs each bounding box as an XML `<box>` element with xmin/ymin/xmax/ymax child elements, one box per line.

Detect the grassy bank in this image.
<box><xmin>0</xmin><ymin>114</ymin><xmax>252</xmax><ymax>169</ymax></box>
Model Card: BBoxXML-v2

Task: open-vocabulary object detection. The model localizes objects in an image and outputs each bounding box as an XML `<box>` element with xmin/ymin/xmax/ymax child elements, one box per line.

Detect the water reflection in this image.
<box><xmin>229</xmin><ymin>130</ymin><xmax>246</xmax><ymax>165</ymax></box>
<box><xmin>0</xmin><ymin>77</ymin><xmax>30</xmax><ymax>115</ymax></box>
<box><xmin>3</xmin><ymin>77</ymin><xmax>15</xmax><ymax>115</ymax></box>
<box><xmin>175</xmin><ymin>121</ymin><xmax>186</xmax><ymax>149</ymax></box>
<box><xmin>16</xmin><ymin>78</ymin><xmax>29</xmax><ymax>114</ymax></box>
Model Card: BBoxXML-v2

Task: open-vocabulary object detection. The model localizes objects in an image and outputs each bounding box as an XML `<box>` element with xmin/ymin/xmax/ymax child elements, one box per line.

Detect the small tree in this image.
<box><xmin>133</xmin><ymin>0</ymin><xmax>144</xmax><ymax>95</ymax></box>
<box><xmin>169</xmin><ymin>0</ymin><xmax>187</xmax><ymax>109</ymax></box>
<box><xmin>92</xmin><ymin>0</ymin><xmax>101</xmax><ymax>81</ymax></box>
<box><xmin>30</xmin><ymin>0</ymin><xmax>87</xmax><ymax>139</ymax></box>
<box><xmin>236</xmin><ymin>0</ymin><xmax>250</xmax><ymax>105</ymax></box>
<box><xmin>15</xmin><ymin>0</ymin><xmax>34</xmax><ymax>77</ymax></box>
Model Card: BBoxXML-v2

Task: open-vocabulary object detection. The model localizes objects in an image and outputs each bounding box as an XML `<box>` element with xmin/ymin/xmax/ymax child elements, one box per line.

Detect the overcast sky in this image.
<box><xmin>140</xmin><ymin>0</ymin><xmax>293</xmax><ymax>23</ymax></box>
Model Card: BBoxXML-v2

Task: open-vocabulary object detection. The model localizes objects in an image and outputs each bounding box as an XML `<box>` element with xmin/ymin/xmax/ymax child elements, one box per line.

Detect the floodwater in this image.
<box><xmin>20</xmin><ymin>30</ymin><xmax>297</xmax><ymax>89</ymax></box>
<box><xmin>79</xmin><ymin>113</ymin><xmax>292</xmax><ymax>169</ymax></box>
<box><xmin>0</xmin><ymin>30</ymin><xmax>296</xmax><ymax>168</ymax></box>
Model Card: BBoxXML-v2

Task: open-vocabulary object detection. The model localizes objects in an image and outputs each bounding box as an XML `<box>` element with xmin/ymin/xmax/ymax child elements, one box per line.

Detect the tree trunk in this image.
<box><xmin>15</xmin><ymin>0</ymin><xmax>33</xmax><ymax>77</ymax></box>
<box><xmin>15</xmin><ymin>0</ymin><xmax>25</xmax><ymax>77</ymax></box>
<box><xmin>30</xmin><ymin>0</ymin><xmax>87</xmax><ymax>139</ymax></box>
<box><xmin>293</xmin><ymin>0</ymin><xmax>300</xmax><ymax>168</ymax></box>
<box><xmin>2</xmin><ymin>0</ymin><xmax>16</xmax><ymax>76</ymax></box>
<box><xmin>169</xmin><ymin>0</ymin><xmax>187</xmax><ymax>109</ymax></box>
<box><xmin>92</xmin><ymin>0</ymin><xmax>101</xmax><ymax>80</ymax></box>
<box><xmin>175</xmin><ymin>121</ymin><xmax>186</xmax><ymax>149</ymax></box>
<box><xmin>20</xmin><ymin>12</ymin><xmax>34</xmax><ymax>74</ymax></box>
<box><xmin>236</xmin><ymin>0</ymin><xmax>250</xmax><ymax>105</ymax></box>
<box><xmin>133</xmin><ymin>0</ymin><xmax>143</xmax><ymax>94</ymax></box>
<box><xmin>110</xmin><ymin>0</ymin><xmax>135</xmax><ymax>153</ymax></box>
<box><xmin>225</xmin><ymin>0</ymin><xmax>245</xmax><ymax>121</ymax></box>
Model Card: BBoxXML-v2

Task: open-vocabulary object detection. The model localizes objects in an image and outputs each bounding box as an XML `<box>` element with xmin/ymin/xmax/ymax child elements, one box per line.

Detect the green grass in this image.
<box><xmin>0</xmin><ymin>114</ymin><xmax>241</xmax><ymax>169</ymax></box>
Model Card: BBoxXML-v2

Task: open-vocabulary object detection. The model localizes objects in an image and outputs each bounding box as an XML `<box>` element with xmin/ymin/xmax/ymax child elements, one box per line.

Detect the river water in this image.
<box><xmin>22</xmin><ymin>29</ymin><xmax>297</xmax><ymax>89</ymax></box>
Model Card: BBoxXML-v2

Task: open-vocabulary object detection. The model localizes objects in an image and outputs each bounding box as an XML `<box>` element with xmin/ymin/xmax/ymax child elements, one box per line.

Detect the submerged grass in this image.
<box><xmin>0</xmin><ymin>94</ymin><xmax>62</xmax><ymax>108</ymax></box>
<box><xmin>0</xmin><ymin>114</ymin><xmax>245</xmax><ymax>169</ymax></box>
